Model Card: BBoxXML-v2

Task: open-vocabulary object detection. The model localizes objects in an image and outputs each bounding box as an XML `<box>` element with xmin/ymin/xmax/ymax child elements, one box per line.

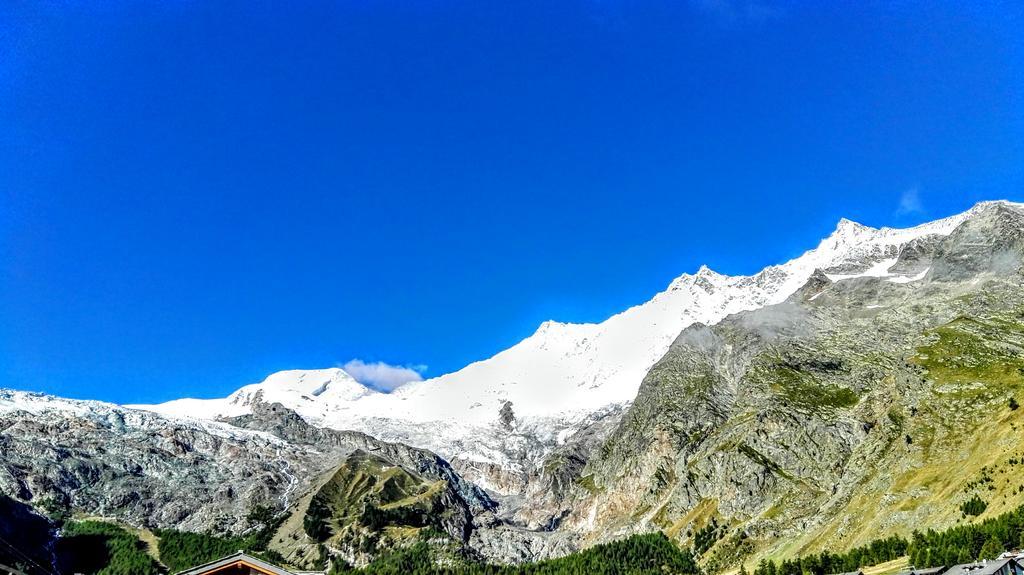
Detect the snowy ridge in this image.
<box><xmin>319</xmin><ymin>201</ymin><xmax>993</xmax><ymax>426</ymax></box>
<box><xmin>15</xmin><ymin>201</ymin><xmax>1024</xmax><ymax>470</ymax></box>
<box><xmin>0</xmin><ymin>389</ymin><xmax>286</xmax><ymax>445</ymax></box>
<box><xmin>147</xmin><ymin>368</ymin><xmax>378</xmax><ymax>421</ymax></box>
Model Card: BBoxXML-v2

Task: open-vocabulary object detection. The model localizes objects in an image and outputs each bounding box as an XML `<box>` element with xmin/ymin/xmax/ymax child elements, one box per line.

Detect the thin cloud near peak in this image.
<box><xmin>896</xmin><ymin>187</ymin><xmax>925</xmax><ymax>217</ymax></box>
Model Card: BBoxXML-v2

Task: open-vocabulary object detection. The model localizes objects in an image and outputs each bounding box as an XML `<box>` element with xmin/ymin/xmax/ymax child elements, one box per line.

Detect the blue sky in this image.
<box><xmin>1</xmin><ymin>1</ymin><xmax>1021</xmax><ymax>404</ymax></box>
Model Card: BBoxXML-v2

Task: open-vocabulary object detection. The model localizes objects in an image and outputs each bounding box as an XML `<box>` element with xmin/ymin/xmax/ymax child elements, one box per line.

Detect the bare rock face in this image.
<box><xmin>499</xmin><ymin>402</ymin><xmax>516</xmax><ymax>430</ymax></box>
<box><xmin>887</xmin><ymin>235</ymin><xmax>941</xmax><ymax>275</ymax></box>
<box><xmin>930</xmin><ymin>201</ymin><xmax>1024</xmax><ymax>280</ymax></box>
<box><xmin>0</xmin><ymin>398</ymin><xmax>325</xmax><ymax>533</ymax></box>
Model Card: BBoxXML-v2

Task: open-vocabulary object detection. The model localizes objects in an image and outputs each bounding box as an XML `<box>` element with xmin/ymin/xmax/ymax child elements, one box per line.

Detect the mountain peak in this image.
<box><xmin>973</xmin><ymin>199</ymin><xmax>1022</xmax><ymax>209</ymax></box>
<box><xmin>696</xmin><ymin>264</ymin><xmax>718</xmax><ymax>278</ymax></box>
<box><xmin>965</xmin><ymin>199</ymin><xmax>1024</xmax><ymax>219</ymax></box>
<box><xmin>831</xmin><ymin>217</ymin><xmax>872</xmax><ymax>238</ymax></box>
<box><xmin>667</xmin><ymin>265</ymin><xmax>725</xmax><ymax>291</ymax></box>
<box><xmin>261</xmin><ymin>367</ymin><xmax>370</xmax><ymax>397</ymax></box>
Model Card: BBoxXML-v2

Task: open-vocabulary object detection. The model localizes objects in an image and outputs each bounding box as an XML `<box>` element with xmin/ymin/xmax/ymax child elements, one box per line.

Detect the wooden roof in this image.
<box><xmin>173</xmin><ymin>552</ymin><xmax>309</xmax><ymax>575</ymax></box>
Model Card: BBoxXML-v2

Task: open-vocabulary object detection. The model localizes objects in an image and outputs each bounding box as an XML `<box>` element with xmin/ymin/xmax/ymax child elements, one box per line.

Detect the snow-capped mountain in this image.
<box><xmin>131</xmin><ymin>201</ymin><xmax>1015</xmax><ymax>471</ymax></box>
<box><xmin>140</xmin><ymin>368</ymin><xmax>378</xmax><ymax>421</ymax></box>
<box><xmin>6</xmin><ymin>199</ymin><xmax>1024</xmax><ymax>569</ymax></box>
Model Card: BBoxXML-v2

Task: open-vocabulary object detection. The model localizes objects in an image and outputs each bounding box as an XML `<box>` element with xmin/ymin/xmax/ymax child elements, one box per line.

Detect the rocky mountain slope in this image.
<box><xmin>0</xmin><ymin>391</ymin><xmax>313</xmax><ymax>532</ymax></box>
<box><xmin>0</xmin><ymin>392</ymin><xmax>569</xmax><ymax>569</ymax></box>
<box><xmin>544</xmin><ymin>201</ymin><xmax>1024</xmax><ymax>571</ymax></box>
<box><xmin>4</xmin><ymin>200</ymin><xmax>1024</xmax><ymax>572</ymax></box>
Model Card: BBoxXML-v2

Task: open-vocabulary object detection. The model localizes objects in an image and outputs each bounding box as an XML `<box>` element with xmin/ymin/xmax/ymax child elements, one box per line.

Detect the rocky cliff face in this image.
<box><xmin>0</xmin><ymin>394</ymin><xmax>316</xmax><ymax>533</ymax></box>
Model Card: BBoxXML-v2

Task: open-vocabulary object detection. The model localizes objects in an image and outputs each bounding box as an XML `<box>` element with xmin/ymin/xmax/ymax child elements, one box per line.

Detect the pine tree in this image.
<box><xmin>979</xmin><ymin>535</ymin><xmax>1004</xmax><ymax>561</ymax></box>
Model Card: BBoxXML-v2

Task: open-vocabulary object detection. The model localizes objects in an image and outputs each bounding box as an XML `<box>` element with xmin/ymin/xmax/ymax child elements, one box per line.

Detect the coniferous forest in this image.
<box><xmin>56</xmin><ymin>521</ymin><xmax>161</xmax><ymax>575</ymax></box>
<box><xmin>22</xmin><ymin>501</ymin><xmax>1024</xmax><ymax>574</ymax></box>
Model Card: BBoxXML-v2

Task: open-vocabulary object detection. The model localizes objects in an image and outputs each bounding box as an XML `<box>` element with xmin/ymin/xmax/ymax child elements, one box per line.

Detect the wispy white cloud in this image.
<box><xmin>342</xmin><ymin>359</ymin><xmax>426</xmax><ymax>392</ymax></box>
<box><xmin>896</xmin><ymin>187</ymin><xmax>924</xmax><ymax>216</ymax></box>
